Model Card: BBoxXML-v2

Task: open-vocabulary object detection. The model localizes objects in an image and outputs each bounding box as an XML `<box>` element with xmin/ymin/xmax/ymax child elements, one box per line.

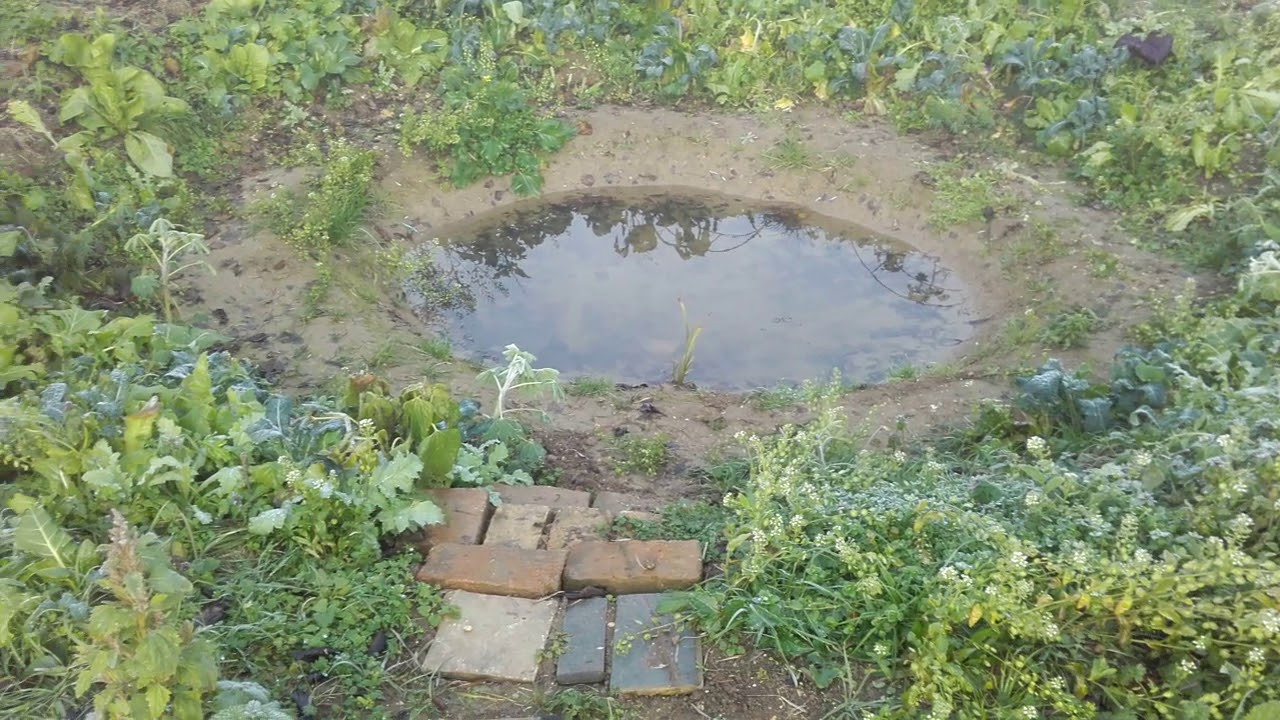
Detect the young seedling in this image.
<box><xmin>124</xmin><ymin>218</ymin><xmax>215</xmax><ymax>324</ymax></box>
<box><xmin>477</xmin><ymin>344</ymin><xmax>564</xmax><ymax>419</ymax></box>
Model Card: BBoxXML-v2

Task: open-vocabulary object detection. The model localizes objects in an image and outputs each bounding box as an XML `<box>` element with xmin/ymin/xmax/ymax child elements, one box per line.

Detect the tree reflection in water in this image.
<box><xmin>415</xmin><ymin>194</ymin><xmax>957</xmax><ymax>311</ymax></box>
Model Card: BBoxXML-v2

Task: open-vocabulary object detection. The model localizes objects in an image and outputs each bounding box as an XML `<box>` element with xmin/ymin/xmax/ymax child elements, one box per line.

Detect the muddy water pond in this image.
<box><xmin>407</xmin><ymin>189</ymin><xmax>974</xmax><ymax>390</ymax></box>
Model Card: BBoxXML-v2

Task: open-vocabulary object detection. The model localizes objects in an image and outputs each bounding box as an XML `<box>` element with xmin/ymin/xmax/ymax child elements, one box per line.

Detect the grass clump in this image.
<box><xmin>609</xmin><ymin>432</ymin><xmax>671</xmax><ymax>476</ymax></box>
<box><xmin>256</xmin><ymin>140</ymin><xmax>377</xmax><ymax>257</ymax></box>
<box><xmin>927</xmin><ymin>161</ymin><xmax>1016</xmax><ymax>229</ymax></box>
<box><xmin>566</xmin><ymin>375</ymin><xmax>613</xmax><ymax>397</ymax></box>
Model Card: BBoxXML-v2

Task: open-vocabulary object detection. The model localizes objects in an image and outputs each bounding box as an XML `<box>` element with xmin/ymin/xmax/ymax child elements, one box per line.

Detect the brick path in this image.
<box><xmin>414</xmin><ymin>487</ymin><xmax>703</xmax><ymax>694</ymax></box>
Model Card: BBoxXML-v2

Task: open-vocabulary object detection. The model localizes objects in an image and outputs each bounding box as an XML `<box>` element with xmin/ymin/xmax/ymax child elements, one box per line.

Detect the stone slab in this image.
<box><xmin>484</xmin><ymin>504</ymin><xmax>551</xmax><ymax>549</ymax></box>
<box><xmin>591</xmin><ymin>491</ymin><xmax>662</xmax><ymax>514</ymax></box>
<box><xmin>420</xmin><ymin>488</ymin><xmax>493</xmax><ymax>549</ymax></box>
<box><xmin>421</xmin><ymin>590</ymin><xmax>556</xmax><ymax>682</ymax></box>
<box><xmin>546</xmin><ymin>507</ymin><xmax>612</xmax><ymax>550</ymax></box>
<box><xmin>609</xmin><ymin>593</ymin><xmax>701</xmax><ymax>695</ymax></box>
<box><xmin>417</xmin><ymin>544</ymin><xmax>567</xmax><ymax>598</ymax></box>
<box><xmin>555</xmin><ymin>596</ymin><xmax>608</xmax><ymax>685</ymax></box>
<box><xmin>563</xmin><ymin>540</ymin><xmax>702</xmax><ymax>594</ymax></box>
<box><xmin>491</xmin><ymin>485</ymin><xmax>591</xmax><ymax>508</ymax></box>
<box><xmin>618</xmin><ymin>510</ymin><xmax>661</xmax><ymax>524</ymax></box>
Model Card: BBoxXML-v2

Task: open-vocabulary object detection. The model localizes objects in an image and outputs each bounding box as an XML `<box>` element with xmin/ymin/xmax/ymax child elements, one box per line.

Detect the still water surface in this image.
<box><xmin>408</xmin><ymin>190</ymin><xmax>973</xmax><ymax>389</ymax></box>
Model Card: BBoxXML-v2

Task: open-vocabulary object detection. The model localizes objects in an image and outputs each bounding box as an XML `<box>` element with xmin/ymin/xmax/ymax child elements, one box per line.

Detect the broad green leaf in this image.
<box><xmin>419</xmin><ymin>427</ymin><xmax>461</xmax><ymax>480</ymax></box>
<box><xmin>59</xmin><ymin>87</ymin><xmax>95</xmax><ymax>123</ymax></box>
<box><xmin>135</xmin><ymin>630</ymin><xmax>182</xmax><ymax>682</ymax></box>
<box><xmin>130</xmin><ymin>271</ymin><xmax>159</xmax><ymax>300</ymax></box>
<box><xmin>177</xmin><ymin>354</ymin><xmax>214</xmax><ymax>435</ymax></box>
<box><xmin>15</xmin><ymin>506</ymin><xmax>74</xmax><ymax>567</ymax></box>
<box><xmin>124</xmin><ymin>396</ymin><xmax>161</xmax><ymax>455</ymax></box>
<box><xmin>502</xmin><ymin>0</ymin><xmax>525</xmax><ymax>24</ymax></box>
<box><xmin>371</xmin><ymin>451</ymin><xmax>424</xmax><ymax>497</ymax></box>
<box><xmin>248</xmin><ymin>505</ymin><xmax>291</xmax><ymax>535</ymax></box>
<box><xmin>8</xmin><ymin>100</ymin><xmax>55</xmax><ymax>143</ymax></box>
<box><xmin>1243</xmin><ymin>701</ymin><xmax>1280</xmax><ymax>720</ymax></box>
<box><xmin>87</xmin><ymin>604</ymin><xmax>135</xmax><ymax>639</ymax></box>
<box><xmin>379</xmin><ymin>498</ymin><xmax>444</xmax><ymax>533</ymax></box>
<box><xmin>145</xmin><ymin>684</ymin><xmax>171</xmax><ymax>719</ymax></box>
<box><xmin>125</xmin><ymin>130</ymin><xmax>175</xmax><ymax>177</ymax></box>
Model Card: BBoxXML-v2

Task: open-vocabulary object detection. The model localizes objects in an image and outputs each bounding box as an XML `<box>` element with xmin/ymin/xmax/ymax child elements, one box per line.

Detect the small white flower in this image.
<box><xmin>1024</xmin><ymin>492</ymin><xmax>1041</xmax><ymax>507</ymax></box>
<box><xmin>1259</xmin><ymin>609</ymin><xmax>1280</xmax><ymax>635</ymax></box>
<box><xmin>1026</xmin><ymin>436</ymin><xmax>1047</xmax><ymax>456</ymax></box>
<box><xmin>1178</xmin><ymin>658</ymin><xmax>1197</xmax><ymax>674</ymax></box>
<box><xmin>1216</xmin><ymin>434</ymin><xmax>1235</xmax><ymax>452</ymax></box>
<box><xmin>1020</xmin><ymin>706</ymin><xmax>1038</xmax><ymax>719</ymax></box>
<box><xmin>1247</xmin><ymin>648</ymin><xmax>1266</xmax><ymax>665</ymax></box>
<box><xmin>1131</xmin><ymin>450</ymin><xmax>1152</xmax><ymax>469</ymax></box>
<box><xmin>1009</xmin><ymin>551</ymin><xmax>1028</xmax><ymax>568</ymax></box>
<box><xmin>192</xmin><ymin>507</ymin><xmax>212</xmax><ymax>525</ymax></box>
<box><xmin>938</xmin><ymin>565</ymin><xmax>959</xmax><ymax>581</ymax></box>
<box><xmin>893</xmin><ymin>450</ymin><xmax>907</xmax><ymax>463</ymax></box>
<box><xmin>1192</xmin><ymin>637</ymin><xmax>1208</xmax><ymax>652</ymax></box>
<box><xmin>873</xmin><ymin>642</ymin><xmax>890</xmax><ymax>657</ymax></box>
<box><xmin>1230</xmin><ymin>513</ymin><xmax>1255</xmax><ymax>535</ymax></box>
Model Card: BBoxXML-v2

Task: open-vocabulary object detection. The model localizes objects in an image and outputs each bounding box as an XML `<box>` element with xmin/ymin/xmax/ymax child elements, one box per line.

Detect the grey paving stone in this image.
<box><xmin>609</xmin><ymin>593</ymin><xmax>702</xmax><ymax>695</ymax></box>
<box><xmin>421</xmin><ymin>590</ymin><xmax>557</xmax><ymax>682</ymax></box>
<box><xmin>555</xmin><ymin>596</ymin><xmax>608</xmax><ymax>685</ymax></box>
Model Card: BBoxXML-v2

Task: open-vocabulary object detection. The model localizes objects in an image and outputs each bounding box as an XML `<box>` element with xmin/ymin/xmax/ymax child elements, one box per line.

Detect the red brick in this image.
<box><xmin>418</xmin><ymin>488</ymin><xmax>493</xmax><ymax>549</ymax></box>
<box><xmin>484</xmin><ymin>504</ymin><xmax>551</xmax><ymax>549</ymax></box>
<box><xmin>417</xmin><ymin>544</ymin><xmax>567</xmax><ymax>598</ymax></box>
<box><xmin>492</xmin><ymin>485</ymin><xmax>591</xmax><ymax>507</ymax></box>
<box><xmin>563</xmin><ymin>540</ymin><xmax>702</xmax><ymax>594</ymax></box>
<box><xmin>546</xmin><ymin>507</ymin><xmax>612</xmax><ymax>550</ymax></box>
<box><xmin>591</xmin><ymin>491</ymin><xmax>662</xmax><ymax>514</ymax></box>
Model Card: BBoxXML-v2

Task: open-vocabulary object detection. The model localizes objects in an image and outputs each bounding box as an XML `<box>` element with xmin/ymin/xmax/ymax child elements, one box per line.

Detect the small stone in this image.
<box><xmin>484</xmin><ymin>504</ymin><xmax>551</xmax><ymax>549</ymax></box>
<box><xmin>546</xmin><ymin>507</ymin><xmax>612</xmax><ymax>550</ymax></box>
<box><xmin>492</xmin><ymin>485</ymin><xmax>591</xmax><ymax>508</ymax></box>
<box><xmin>421</xmin><ymin>590</ymin><xmax>557</xmax><ymax>682</ymax></box>
<box><xmin>555</xmin><ymin>596</ymin><xmax>608</xmax><ymax>685</ymax></box>
<box><xmin>610</xmin><ymin>593</ymin><xmax>702</xmax><ymax>695</ymax></box>
<box><xmin>417</xmin><ymin>544</ymin><xmax>567</xmax><ymax>598</ymax></box>
<box><xmin>592</xmin><ymin>491</ymin><xmax>662</xmax><ymax>514</ymax></box>
<box><xmin>563</xmin><ymin>540</ymin><xmax>702</xmax><ymax>594</ymax></box>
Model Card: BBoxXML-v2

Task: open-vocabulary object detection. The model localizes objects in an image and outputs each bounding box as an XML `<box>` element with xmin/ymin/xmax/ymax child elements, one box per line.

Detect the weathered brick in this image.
<box><xmin>492</xmin><ymin>485</ymin><xmax>591</xmax><ymax>507</ymax></box>
<box><xmin>417</xmin><ymin>488</ymin><xmax>493</xmax><ymax>550</ymax></box>
<box><xmin>610</xmin><ymin>593</ymin><xmax>702</xmax><ymax>695</ymax></box>
<box><xmin>546</xmin><ymin>507</ymin><xmax>612</xmax><ymax>550</ymax></box>
<box><xmin>484</xmin><ymin>504</ymin><xmax>551</xmax><ymax>549</ymax></box>
<box><xmin>563</xmin><ymin>540</ymin><xmax>701</xmax><ymax>594</ymax></box>
<box><xmin>417</xmin><ymin>544</ymin><xmax>567</xmax><ymax>598</ymax></box>
<box><xmin>421</xmin><ymin>590</ymin><xmax>557</xmax><ymax>682</ymax></box>
<box><xmin>555</xmin><ymin>596</ymin><xmax>608</xmax><ymax>685</ymax></box>
<box><xmin>591</xmin><ymin>491</ymin><xmax>662</xmax><ymax>514</ymax></box>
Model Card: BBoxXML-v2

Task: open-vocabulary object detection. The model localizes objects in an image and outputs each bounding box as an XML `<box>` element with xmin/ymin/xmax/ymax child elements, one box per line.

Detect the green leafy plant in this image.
<box><xmin>476</xmin><ymin>344</ymin><xmax>564</xmax><ymax>419</ymax></box>
<box><xmin>123</xmin><ymin>218</ymin><xmax>214</xmax><ymax>323</ymax></box>
<box><xmin>74</xmin><ymin>511</ymin><xmax>217</xmax><ymax>720</ymax></box>
<box><xmin>362</xmin><ymin>9</ymin><xmax>448</xmax><ymax>88</ymax></box>
<box><xmin>399</xmin><ymin>44</ymin><xmax>575</xmax><ymax>195</ymax></box>
<box><xmin>52</xmin><ymin>33</ymin><xmax>189</xmax><ymax>177</ymax></box>
<box><xmin>257</xmin><ymin>140</ymin><xmax>377</xmax><ymax>257</ymax></box>
<box><xmin>609</xmin><ymin>433</ymin><xmax>670</xmax><ymax>477</ymax></box>
<box><xmin>1038</xmin><ymin>305</ymin><xmax>1100</xmax><ymax>349</ymax></box>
